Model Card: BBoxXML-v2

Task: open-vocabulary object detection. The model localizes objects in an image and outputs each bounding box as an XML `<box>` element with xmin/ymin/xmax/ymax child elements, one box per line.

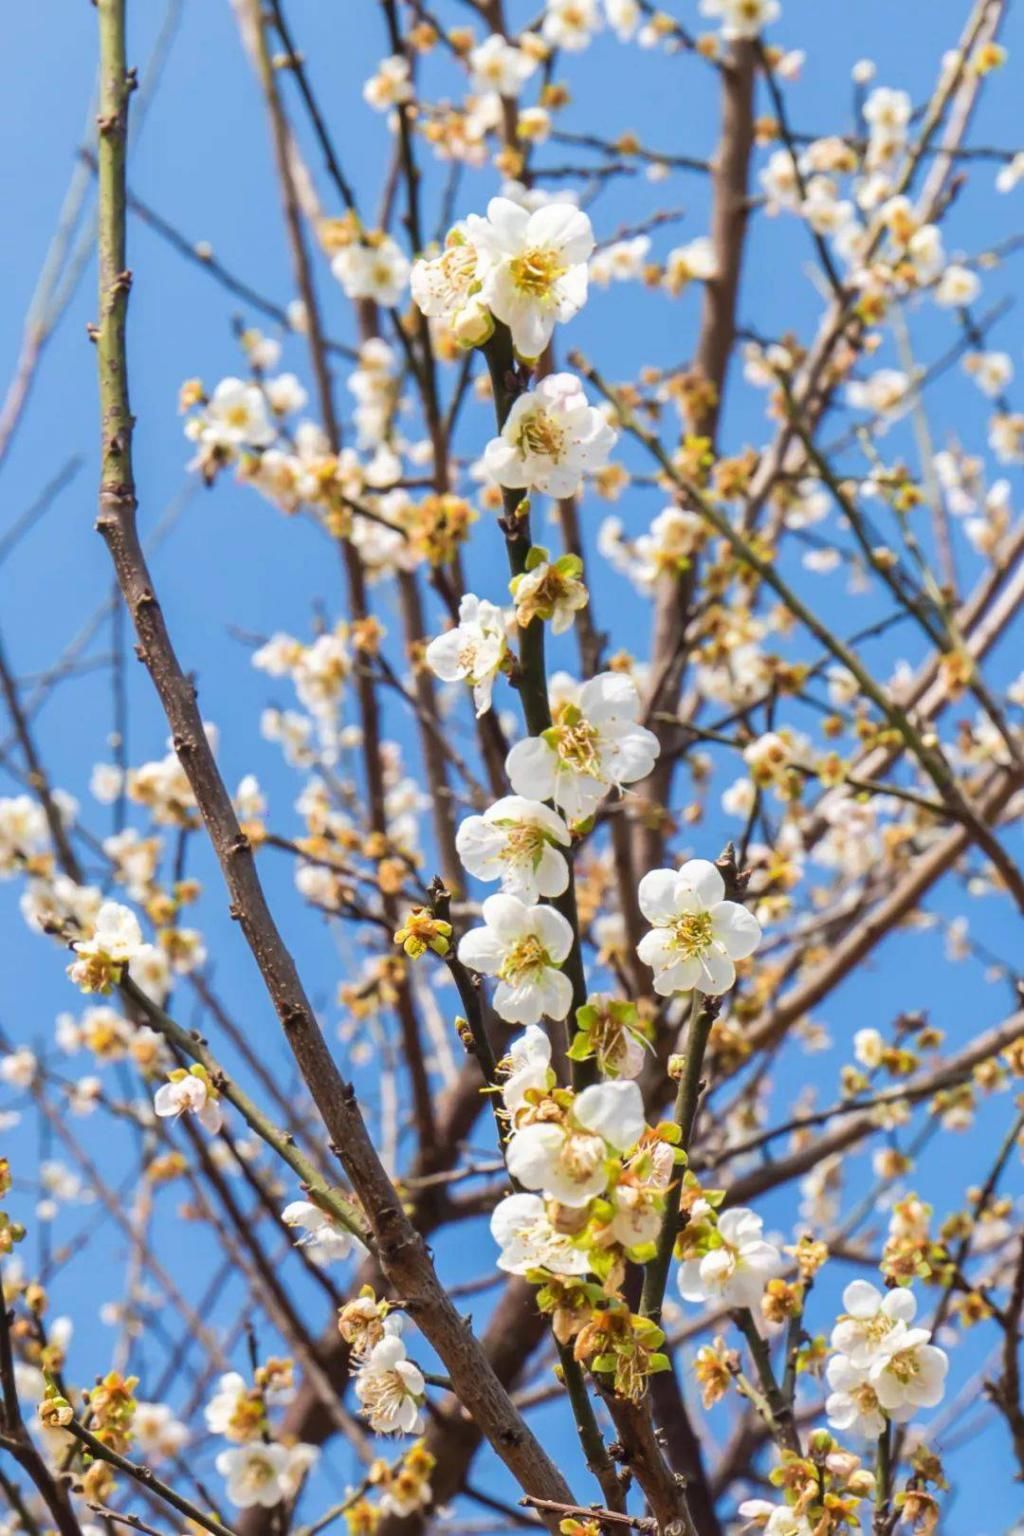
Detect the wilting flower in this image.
<box><xmin>483</xmin><ymin>374</ymin><xmax>616</xmax><ymax>498</ymax></box>
<box><xmin>457</xmin><ymin>894</ymin><xmax>574</xmax><ymax>1025</ymax></box>
<box><xmin>636</xmin><ymin>859</ymin><xmax>761</xmax><ymax>997</ymax></box>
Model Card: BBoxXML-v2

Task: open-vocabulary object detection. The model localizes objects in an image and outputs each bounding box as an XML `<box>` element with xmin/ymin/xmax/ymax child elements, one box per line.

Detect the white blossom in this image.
<box><xmin>425</xmin><ymin>594</ymin><xmax>508</xmax><ymax>717</ymax></box>
<box><xmin>468</xmin><ymin>198</ymin><xmax>594</xmax><ymax>357</ymax></box>
<box><xmin>506</xmin><ymin>1079</ymin><xmax>645</xmax><ymax>1205</ymax></box>
<box><xmin>332</xmin><ymin>238</ymin><xmax>410</xmax><ymax>307</ymax></box>
<box><xmin>678</xmin><ymin>1207</ymin><xmax>783</xmax><ymax>1310</ymax></box>
<box><xmin>457</xmin><ymin>893</ymin><xmax>574</xmax><ymax>1025</ymax></box>
<box><xmin>483</xmin><ymin>373</ymin><xmax>616</xmax><ymax>498</ymax></box>
<box><xmin>354</xmin><ymin>1334</ymin><xmax>425</xmax><ymax>1434</ymax></box>
<box><xmin>490</xmin><ymin>1192</ymin><xmax>591</xmax><ymax>1274</ymax></box>
<box><xmin>636</xmin><ymin>859</ymin><xmax>761</xmax><ymax>997</ymax></box>
<box><xmin>505</xmin><ymin>672</ymin><xmax>659</xmax><ymax>822</ymax></box>
<box><xmin>456</xmin><ymin>796</ymin><xmax>571</xmax><ymax>903</ymax></box>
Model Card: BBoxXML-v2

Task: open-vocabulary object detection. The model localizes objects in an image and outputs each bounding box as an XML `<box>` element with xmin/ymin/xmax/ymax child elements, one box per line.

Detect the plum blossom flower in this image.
<box><xmin>505</xmin><ymin>672</ymin><xmax>660</xmax><ymax>822</ymax></box>
<box><xmin>425</xmin><ymin>594</ymin><xmax>508</xmax><ymax>716</ymax></box>
<box><xmin>506</xmin><ymin>1079</ymin><xmax>646</xmax><ymax>1205</ymax></box>
<box><xmin>825</xmin><ymin>1355</ymin><xmax>887</xmax><ymax>1440</ymax></box>
<box><xmin>678</xmin><ymin>1207</ymin><xmax>783</xmax><ymax>1310</ymax></box>
<box><xmin>490</xmin><ymin>1192</ymin><xmax>591</xmax><ymax>1274</ymax></box>
<box><xmin>663</xmin><ymin>236</ymin><xmax>718</xmax><ymax>294</ymax></box>
<box><xmin>216</xmin><ymin>1442</ymin><xmax>318</xmax><ymax>1509</ymax></box>
<box><xmin>468</xmin><ymin>35</ymin><xmax>538</xmax><ymax>95</ymax></box>
<box><xmin>457</xmin><ymin>894</ymin><xmax>574</xmax><ymax>1025</ymax></box>
<box><xmin>354</xmin><ymin>1334</ymin><xmax>425</xmax><ymax>1434</ymax></box>
<box><xmin>281</xmin><ymin>1199</ymin><xmax>366</xmax><ymax>1265</ymax></box>
<box><xmin>737</xmin><ymin>1505</ymin><xmax>812</xmax><ymax>1536</ymax></box>
<box><xmin>934</xmin><ymin>263</ymin><xmax>981</xmax><ymax>308</ymax></box>
<box><xmin>500</xmin><ymin>1025</ymin><xmax>556</xmax><ymax>1119</ymax></box>
<box><xmin>868</xmin><ymin>1324</ymin><xmax>948</xmax><ymax>1419</ymax></box>
<box><xmin>456</xmin><ymin>796</ymin><xmax>571</xmax><ymax>903</ymax></box>
<box><xmin>542</xmin><ymin>0</ymin><xmax>603</xmax><ymax>51</ymax></box>
<box><xmin>846</xmin><ymin>368</ymin><xmax>911</xmax><ymax>419</ymax></box>
<box><xmin>830</xmin><ymin>1279</ymin><xmax>918</xmax><ymax>1367</ymax></box>
<box><xmin>636</xmin><ymin>859</ymin><xmax>761</xmax><ymax>997</ymax></box>
<box><xmin>191</xmin><ymin>379</ymin><xmax>276</xmax><ymax>456</ymax></box>
<box><xmin>699</xmin><ymin>0</ymin><xmax>780</xmax><ymax>41</ymax></box>
<box><xmin>363</xmin><ymin>55</ymin><xmax>412</xmax><ymax>111</ymax></box>
<box><xmin>68</xmin><ymin>901</ymin><xmax>148</xmax><ymax>994</ymax></box>
<box><xmin>468</xmin><ymin>198</ymin><xmax>595</xmax><ymax>357</ymax></box>
<box><xmin>332</xmin><ymin>237</ymin><xmax>410</xmax><ymax>307</ymax></box>
<box><xmin>153</xmin><ymin>1066</ymin><xmax>223</xmax><ymax>1135</ymax></box>
<box><xmin>411</xmin><ymin>224</ymin><xmax>493</xmax><ymax>347</ymax></box>
<box><xmin>482</xmin><ymin>374</ymin><xmax>616</xmax><ymax>497</ymax></box>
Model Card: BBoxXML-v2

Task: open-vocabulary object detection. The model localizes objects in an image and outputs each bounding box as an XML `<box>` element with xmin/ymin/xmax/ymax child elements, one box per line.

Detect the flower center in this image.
<box><xmin>225</xmin><ymin>404</ymin><xmax>251</xmax><ymax>429</ymax></box>
<box><xmin>500</xmin><ymin>933</ymin><xmax>551</xmax><ymax>983</ymax></box>
<box><xmin>560</xmin><ymin>1130</ymin><xmax>605</xmax><ymax>1183</ymax></box>
<box><xmin>242</xmin><ymin>1456</ymin><xmax>276</xmax><ymax>1491</ymax></box>
<box><xmin>509</xmin><ymin>246</ymin><xmax>566</xmax><ymax>298</ymax></box>
<box><xmin>501</xmin><ymin>823</ymin><xmax>546</xmax><ymax>867</ymax></box>
<box><xmin>553</xmin><ymin>718</ymin><xmax>601</xmax><ymax>774</ymax></box>
<box><xmin>516</xmin><ymin>408</ymin><xmax>566</xmax><ymax>461</ymax></box>
<box><xmin>669</xmin><ymin>909</ymin><xmax>714</xmax><ymax>959</ymax></box>
<box><xmin>885</xmin><ymin>1348</ymin><xmax>920</xmax><ymax>1384</ymax></box>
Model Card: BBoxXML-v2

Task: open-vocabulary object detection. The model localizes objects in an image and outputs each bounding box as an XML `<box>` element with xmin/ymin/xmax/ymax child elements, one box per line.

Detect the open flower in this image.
<box><xmin>491</xmin><ymin>1192</ymin><xmax>591</xmax><ymax>1275</ymax></box>
<box><xmin>194</xmin><ymin>378</ymin><xmax>276</xmax><ymax>454</ymax></box>
<box><xmin>354</xmin><ymin>1334</ymin><xmax>425</xmax><ymax>1434</ymax></box>
<box><xmin>68</xmin><ymin>900</ymin><xmax>145</xmax><ymax>994</ymax></box>
<box><xmin>506</xmin><ymin>1080</ymin><xmax>646</xmax><ymax>1205</ymax></box>
<box><xmin>636</xmin><ymin>859</ymin><xmax>761</xmax><ymax>997</ymax></box>
<box><xmin>216</xmin><ymin>1444</ymin><xmax>292</xmax><ymax>1509</ymax></box>
<box><xmin>457</xmin><ymin>894</ymin><xmax>574</xmax><ymax>1025</ymax></box>
<box><xmin>678</xmin><ymin>1207</ymin><xmax>783</xmax><ymax>1310</ymax></box>
<box><xmin>216</xmin><ymin>1442</ymin><xmax>317</xmax><ymax>1509</ymax></box>
<box><xmin>468</xmin><ymin>35</ymin><xmax>537</xmax><ymax>95</ymax></box>
<box><xmin>483</xmin><ymin>374</ymin><xmax>616</xmax><ymax>498</ymax></box>
<box><xmin>411</xmin><ymin>224</ymin><xmax>493</xmax><ymax>347</ymax></box>
<box><xmin>825</xmin><ymin>1355</ymin><xmax>887</xmax><ymax>1439</ymax></box>
<box><xmin>456</xmin><ymin>796</ymin><xmax>571</xmax><ymax>903</ymax></box>
<box><xmin>500</xmin><ymin>1025</ymin><xmax>556</xmax><ymax>1119</ymax></box>
<box><xmin>153</xmin><ymin>1065</ymin><xmax>223</xmax><ymax>1135</ymax></box>
<box><xmin>425</xmin><ymin>594</ymin><xmax>508</xmax><ymax>716</ymax></box>
<box><xmin>830</xmin><ymin>1279</ymin><xmax>917</xmax><ymax>1367</ymax></box>
<box><xmin>468</xmin><ymin>198</ymin><xmax>594</xmax><ymax>357</ymax></box>
<box><xmin>332</xmin><ymin>237</ymin><xmax>410</xmax><ymax>307</ymax></box>
<box><xmin>281</xmin><ymin>1199</ymin><xmax>365</xmax><ymax>1265</ymax></box>
<box><xmin>699</xmin><ymin>0</ymin><xmax>780</xmax><ymax>38</ymax></box>
<box><xmin>506</xmin><ymin>672</ymin><xmax>660</xmax><ymax>823</ymax></box>
<box><xmin>868</xmin><ymin>1324</ymin><xmax>948</xmax><ymax>1419</ymax></box>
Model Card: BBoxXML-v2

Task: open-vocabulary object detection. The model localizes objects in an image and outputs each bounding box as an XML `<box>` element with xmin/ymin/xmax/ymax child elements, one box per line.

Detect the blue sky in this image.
<box><xmin>1</xmin><ymin>1</ymin><xmax>1023</xmax><ymax>1530</ymax></box>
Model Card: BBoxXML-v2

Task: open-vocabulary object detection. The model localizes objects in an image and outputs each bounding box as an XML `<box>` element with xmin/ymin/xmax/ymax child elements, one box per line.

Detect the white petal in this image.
<box><xmin>677</xmin><ymin>858</ymin><xmax>725</xmax><ymax>907</ymax></box>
